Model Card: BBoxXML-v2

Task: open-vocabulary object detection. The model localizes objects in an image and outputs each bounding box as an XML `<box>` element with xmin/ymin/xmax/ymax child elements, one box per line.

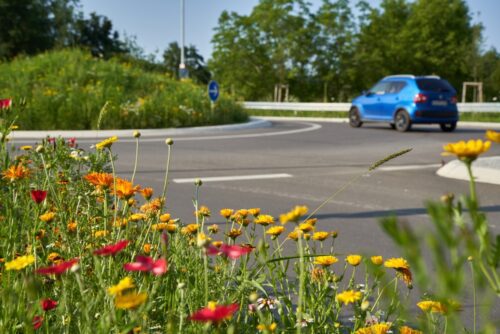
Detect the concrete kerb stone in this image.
<box><xmin>437</xmin><ymin>156</ymin><xmax>500</xmax><ymax>185</ymax></box>
<box><xmin>10</xmin><ymin>118</ymin><xmax>273</xmax><ymax>140</ymax></box>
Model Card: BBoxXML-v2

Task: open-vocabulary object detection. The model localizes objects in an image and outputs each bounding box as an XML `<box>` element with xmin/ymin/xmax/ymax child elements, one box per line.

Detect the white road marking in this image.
<box><xmin>173</xmin><ymin>173</ymin><xmax>293</xmax><ymax>184</ymax></box>
<box><xmin>377</xmin><ymin>164</ymin><xmax>442</xmax><ymax>172</ymax></box>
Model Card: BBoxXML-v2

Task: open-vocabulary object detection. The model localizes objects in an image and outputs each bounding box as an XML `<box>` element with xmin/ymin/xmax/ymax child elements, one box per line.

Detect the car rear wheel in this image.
<box><xmin>440</xmin><ymin>122</ymin><xmax>456</xmax><ymax>132</ymax></box>
<box><xmin>394</xmin><ymin>110</ymin><xmax>412</xmax><ymax>132</ymax></box>
<box><xmin>349</xmin><ymin>108</ymin><xmax>363</xmax><ymax>128</ymax></box>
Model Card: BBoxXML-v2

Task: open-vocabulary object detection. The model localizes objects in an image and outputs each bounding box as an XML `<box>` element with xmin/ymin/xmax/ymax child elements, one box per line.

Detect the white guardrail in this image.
<box><xmin>243</xmin><ymin>102</ymin><xmax>500</xmax><ymax>113</ymax></box>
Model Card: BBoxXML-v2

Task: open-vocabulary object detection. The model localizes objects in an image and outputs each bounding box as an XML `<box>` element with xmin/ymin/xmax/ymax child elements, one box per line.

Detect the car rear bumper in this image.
<box><xmin>411</xmin><ymin>109</ymin><xmax>458</xmax><ymax>123</ymax></box>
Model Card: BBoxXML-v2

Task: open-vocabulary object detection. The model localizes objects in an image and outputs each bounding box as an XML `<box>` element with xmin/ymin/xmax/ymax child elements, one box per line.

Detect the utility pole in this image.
<box><xmin>179</xmin><ymin>0</ymin><xmax>188</xmax><ymax>78</ymax></box>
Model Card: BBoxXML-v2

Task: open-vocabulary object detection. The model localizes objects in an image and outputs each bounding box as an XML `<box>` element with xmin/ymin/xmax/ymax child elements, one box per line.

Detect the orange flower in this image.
<box><xmin>84</xmin><ymin>172</ymin><xmax>114</xmax><ymax>189</ymax></box>
<box><xmin>140</xmin><ymin>187</ymin><xmax>154</xmax><ymax>200</ymax></box>
<box><xmin>140</xmin><ymin>198</ymin><xmax>163</xmax><ymax>214</ymax></box>
<box><xmin>67</xmin><ymin>221</ymin><xmax>77</xmax><ymax>232</ymax></box>
<box><xmin>112</xmin><ymin>178</ymin><xmax>140</xmax><ymax>199</ymax></box>
<box><xmin>2</xmin><ymin>164</ymin><xmax>30</xmax><ymax>182</ymax></box>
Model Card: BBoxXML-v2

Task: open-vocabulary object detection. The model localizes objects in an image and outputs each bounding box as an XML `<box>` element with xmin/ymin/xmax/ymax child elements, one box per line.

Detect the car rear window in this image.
<box><xmin>416</xmin><ymin>79</ymin><xmax>454</xmax><ymax>92</ymax></box>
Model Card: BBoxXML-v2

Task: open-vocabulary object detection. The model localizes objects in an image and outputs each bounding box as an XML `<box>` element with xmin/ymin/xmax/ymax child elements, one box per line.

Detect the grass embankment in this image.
<box><xmin>0</xmin><ymin>49</ymin><xmax>247</xmax><ymax>130</ymax></box>
<box><xmin>247</xmin><ymin>109</ymin><xmax>500</xmax><ymax>122</ymax></box>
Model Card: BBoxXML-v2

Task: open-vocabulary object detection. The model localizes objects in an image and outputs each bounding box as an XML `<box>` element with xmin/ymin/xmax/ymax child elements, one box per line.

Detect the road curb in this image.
<box><xmin>437</xmin><ymin>157</ymin><xmax>500</xmax><ymax>185</ymax></box>
<box><xmin>10</xmin><ymin>118</ymin><xmax>273</xmax><ymax>140</ymax></box>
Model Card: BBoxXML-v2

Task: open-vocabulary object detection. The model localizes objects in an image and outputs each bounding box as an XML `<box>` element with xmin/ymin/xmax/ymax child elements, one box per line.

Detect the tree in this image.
<box><xmin>0</xmin><ymin>0</ymin><xmax>54</xmax><ymax>59</ymax></box>
<box><xmin>73</xmin><ymin>12</ymin><xmax>125</xmax><ymax>58</ymax></box>
<box><xmin>313</xmin><ymin>0</ymin><xmax>356</xmax><ymax>101</ymax></box>
<box><xmin>162</xmin><ymin>42</ymin><xmax>211</xmax><ymax>84</ymax></box>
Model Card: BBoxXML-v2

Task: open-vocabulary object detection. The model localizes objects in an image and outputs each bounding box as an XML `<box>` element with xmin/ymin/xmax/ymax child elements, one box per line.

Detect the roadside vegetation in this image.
<box><xmin>0</xmin><ymin>49</ymin><xmax>247</xmax><ymax>130</ymax></box>
<box><xmin>1</xmin><ymin>102</ymin><xmax>499</xmax><ymax>333</ymax></box>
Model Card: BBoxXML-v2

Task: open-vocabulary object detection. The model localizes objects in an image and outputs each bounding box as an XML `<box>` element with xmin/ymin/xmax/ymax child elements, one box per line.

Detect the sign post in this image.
<box><xmin>208</xmin><ymin>80</ymin><xmax>220</xmax><ymax>121</ymax></box>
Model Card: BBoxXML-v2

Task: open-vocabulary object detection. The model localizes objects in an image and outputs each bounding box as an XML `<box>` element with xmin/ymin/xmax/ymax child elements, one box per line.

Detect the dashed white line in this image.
<box><xmin>173</xmin><ymin>173</ymin><xmax>293</xmax><ymax>184</ymax></box>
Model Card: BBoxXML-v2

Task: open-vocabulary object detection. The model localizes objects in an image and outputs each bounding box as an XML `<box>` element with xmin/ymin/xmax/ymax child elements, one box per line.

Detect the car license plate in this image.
<box><xmin>432</xmin><ymin>100</ymin><xmax>448</xmax><ymax>106</ymax></box>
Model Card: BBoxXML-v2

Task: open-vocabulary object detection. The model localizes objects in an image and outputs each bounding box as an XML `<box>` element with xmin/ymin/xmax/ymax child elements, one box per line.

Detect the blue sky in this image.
<box><xmin>79</xmin><ymin>0</ymin><xmax>500</xmax><ymax>61</ymax></box>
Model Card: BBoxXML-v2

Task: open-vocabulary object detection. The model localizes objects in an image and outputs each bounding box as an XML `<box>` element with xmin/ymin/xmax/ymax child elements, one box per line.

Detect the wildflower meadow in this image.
<box><xmin>0</xmin><ymin>100</ymin><xmax>499</xmax><ymax>333</ymax></box>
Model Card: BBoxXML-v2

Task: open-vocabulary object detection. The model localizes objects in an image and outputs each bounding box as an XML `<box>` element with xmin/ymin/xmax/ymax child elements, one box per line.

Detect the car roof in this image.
<box><xmin>382</xmin><ymin>75</ymin><xmax>441</xmax><ymax>81</ymax></box>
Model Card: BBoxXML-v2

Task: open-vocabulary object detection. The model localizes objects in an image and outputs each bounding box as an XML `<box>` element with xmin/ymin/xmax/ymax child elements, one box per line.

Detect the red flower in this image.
<box><xmin>36</xmin><ymin>258</ymin><xmax>79</xmax><ymax>275</ymax></box>
<box><xmin>207</xmin><ymin>244</ymin><xmax>253</xmax><ymax>260</ymax></box>
<box><xmin>0</xmin><ymin>98</ymin><xmax>12</xmax><ymax>109</ymax></box>
<box><xmin>30</xmin><ymin>190</ymin><xmax>47</xmax><ymax>204</ymax></box>
<box><xmin>67</xmin><ymin>137</ymin><xmax>77</xmax><ymax>147</ymax></box>
<box><xmin>41</xmin><ymin>298</ymin><xmax>58</xmax><ymax>311</ymax></box>
<box><xmin>124</xmin><ymin>255</ymin><xmax>167</xmax><ymax>275</ymax></box>
<box><xmin>93</xmin><ymin>240</ymin><xmax>129</xmax><ymax>256</ymax></box>
<box><xmin>33</xmin><ymin>315</ymin><xmax>43</xmax><ymax>330</ymax></box>
<box><xmin>189</xmin><ymin>303</ymin><xmax>239</xmax><ymax>323</ymax></box>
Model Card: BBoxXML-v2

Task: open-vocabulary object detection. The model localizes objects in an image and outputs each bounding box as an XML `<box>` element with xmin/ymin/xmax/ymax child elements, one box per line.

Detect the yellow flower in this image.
<box><xmin>181</xmin><ymin>223</ymin><xmax>199</xmax><ymax>235</ymax></box>
<box><xmin>220</xmin><ymin>208</ymin><xmax>234</xmax><ymax>219</ymax></box>
<box><xmin>20</xmin><ymin>145</ymin><xmax>32</xmax><ymax>151</ymax></box>
<box><xmin>255</xmin><ymin>214</ymin><xmax>274</xmax><ymax>226</ymax></box>
<box><xmin>248</xmin><ymin>208</ymin><xmax>260</xmax><ymax>217</ymax></box>
<box><xmin>442</xmin><ymin>139</ymin><xmax>491</xmax><ymax>161</ymax></box>
<box><xmin>115</xmin><ymin>292</ymin><xmax>147</xmax><ymax>309</ymax></box>
<box><xmin>314</xmin><ymin>255</ymin><xmax>338</xmax><ymax>267</ymax></box>
<box><xmin>399</xmin><ymin>326</ymin><xmax>423</xmax><ymax>334</ymax></box>
<box><xmin>384</xmin><ymin>257</ymin><xmax>409</xmax><ymax>269</ymax></box>
<box><xmin>227</xmin><ymin>229</ymin><xmax>242</xmax><ymax>240</ymax></box>
<box><xmin>159</xmin><ymin>213</ymin><xmax>171</xmax><ymax>222</ymax></box>
<box><xmin>212</xmin><ymin>241</ymin><xmax>223</xmax><ymax>248</ymax></box>
<box><xmin>305</xmin><ymin>218</ymin><xmax>317</xmax><ymax>226</ymax></box>
<box><xmin>40</xmin><ymin>212</ymin><xmax>56</xmax><ymax>223</ymax></box>
<box><xmin>129</xmin><ymin>213</ymin><xmax>147</xmax><ymax>222</ymax></box>
<box><xmin>143</xmin><ymin>243</ymin><xmax>152</xmax><ymax>254</ymax></box>
<box><xmin>485</xmin><ymin>129</ymin><xmax>500</xmax><ymax>143</ymax></box>
<box><xmin>5</xmin><ymin>255</ymin><xmax>35</xmax><ymax>271</ymax></box>
<box><xmin>195</xmin><ymin>206</ymin><xmax>211</xmax><ymax>217</ymax></box>
<box><xmin>336</xmin><ymin>290</ymin><xmax>362</xmax><ymax>305</ymax></box>
<box><xmin>279</xmin><ymin>205</ymin><xmax>308</xmax><ymax>224</ymax></box>
<box><xmin>417</xmin><ymin>300</ymin><xmax>447</xmax><ymax>314</ymax></box>
<box><xmin>355</xmin><ymin>323</ymin><xmax>391</xmax><ymax>334</ymax></box>
<box><xmin>384</xmin><ymin>257</ymin><xmax>412</xmax><ymax>287</ymax></box>
<box><xmin>196</xmin><ymin>233</ymin><xmax>211</xmax><ymax>247</ymax></box>
<box><xmin>257</xmin><ymin>323</ymin><xmax>277</xmax><ymax>332</ymax></box>
<box><xmin>47</xmin><ymin>252</ymin><xmax>63</xmax><ymax>263</ymax></box>
<box><xmin>108</xmin><ymin>277</ymin><xmax>135</xmax><ymax>296</ymax></box>
<box><xmin>371</xmin><ymin>256</ymin><xmax>383</xmax><ymax>265</ymax></box>
<box><xmin>312</xmin><ymin>231</ymin><xmax>329</xmax><ymax>241</ymax></box>
<box><xmin>298</xmin><ymin>223</ymin><xmax>314</xmax><ymax>232</ymax></box>
<box><xmin>95</xmin><ymin>136</ymin><xmax>118</xmax><ymax>150</ymax></box>
<box><xmin>346</xmin><ymin>254</ymin><xmax>362</xmax><ymax>266</ymax></box>
<box><xmin>266</xmin><ymin>226</ymin><xmax>285</xmax><ymax>238</ymax></box>
<box><xmin>287</xmin><ymin>230</ymin><xmax>302</xmax><ymax>241</ymax></box>
<box><xmin>94</xmin><ymin>230</ymin><xmax>108</xmax><ymax>238</ymax></box>
<box><xmin>208</xmin><ymin>224</ymin><xmax>219</xmax><ymax>234</ymax></box>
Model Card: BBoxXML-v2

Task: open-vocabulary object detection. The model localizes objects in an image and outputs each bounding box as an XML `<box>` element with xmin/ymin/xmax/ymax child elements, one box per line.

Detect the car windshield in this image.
<box><xmin>416</xmin><ymin>79</ymin><xmax>454</xmax><ymax>92</ymax></box>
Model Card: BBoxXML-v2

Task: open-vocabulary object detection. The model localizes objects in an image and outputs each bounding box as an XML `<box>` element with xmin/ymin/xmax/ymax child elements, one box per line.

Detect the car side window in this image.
<box><xmin>387</xmin><ymin>81</ymin><xmax>406</xmax><ymax>94</ymax></box>
<box><xmin>369</xmin><ymin>82</ymin><xmax>390</xmax><ymax>95</ymax></box>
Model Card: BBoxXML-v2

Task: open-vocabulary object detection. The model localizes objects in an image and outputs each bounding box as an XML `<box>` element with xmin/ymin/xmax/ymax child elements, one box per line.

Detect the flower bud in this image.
<box><xmin>133</xmin><ymin>130</ymin><xmax>141</xmax><ymax>138</ymax></box>
<box><xmin>194</xmin><ymin>178</ymin><xmax>202</xmax><ymax>186</ymax></box>
<box><xmin>35</xmin><ymin>145</ymin><xmax>45</xmax><ymax>153</ymax></box>
<box><xmin>165</xmin><ymin>138</ymin><xmax>174</xmax><ymax>145</ymax></box>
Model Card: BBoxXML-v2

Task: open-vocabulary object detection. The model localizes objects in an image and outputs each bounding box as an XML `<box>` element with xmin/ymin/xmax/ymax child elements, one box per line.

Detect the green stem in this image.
<box><xmin>469</xmin><ymin>261</ymin><xmax>476</xmax><ymax>334</ymax></box>
<box><xmin>131</xmin><ymin>137</ymin><xmax>139</xmax><ymax>184</ymax></box>
<box><xmin>465</xmin><ymin>161</ymin><xmax>477</xmax><ymax>204</ymax></box>
<box><xmin>108</xmin><ymin>148</ymin><xmax>118</xmax><ymax>231</ymax></box>
<box><xmin>296</xmin><ymin>232</ymin><xmax>305</xmax><ymax>334</ymax></box>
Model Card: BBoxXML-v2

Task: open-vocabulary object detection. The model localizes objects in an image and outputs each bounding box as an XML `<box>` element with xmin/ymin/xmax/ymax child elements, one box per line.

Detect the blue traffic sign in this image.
<box><xmin>208</xmin><ymin>80</ymin><xmax>220</xmax><ymax>102</ymax></box>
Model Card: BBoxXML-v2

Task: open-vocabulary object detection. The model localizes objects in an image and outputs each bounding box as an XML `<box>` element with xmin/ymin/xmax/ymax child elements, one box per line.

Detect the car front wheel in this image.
<box><xmin>440</xmin><ymin>122</ymin><xmax>456</xmax><ymax>132</ymax></box>
<box><xmin>394</xmin><ymin>110</ymin><xmax>412</xmax><ymax>132</ymax></box>
<box><xmin>349</xmin><ymin>108</ymin><xmax>363</xmax><ymax>128</ymax></box>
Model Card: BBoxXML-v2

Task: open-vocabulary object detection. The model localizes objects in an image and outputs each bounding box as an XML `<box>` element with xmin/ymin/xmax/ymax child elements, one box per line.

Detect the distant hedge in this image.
<box><xmin>0</xmin><ymin>49</ymin><xmax>247</xmax><ymax>130</ymax></box>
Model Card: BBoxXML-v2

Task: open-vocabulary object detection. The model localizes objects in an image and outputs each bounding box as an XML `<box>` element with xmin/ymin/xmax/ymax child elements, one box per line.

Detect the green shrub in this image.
<box><xmin>0</xmin><ymin>49</ymin><xmax>247</xmax><ymax>130</ymax></box>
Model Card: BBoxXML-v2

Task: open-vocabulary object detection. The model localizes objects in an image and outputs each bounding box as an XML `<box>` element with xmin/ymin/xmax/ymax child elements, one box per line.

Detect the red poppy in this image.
<box><xmin>33</xmin><ymin>315</ymin><xmax>43</xmax><ymax>330</ymax></box>
<box><xmin>93</xmin><ymin>240</ymin><xmax>129</xmax><ymax>256</ymax></box>
<box><xmin>67</xmin><ymin>137</ymin><xmax>77</xmax><ymax>147</ymax></box>
<box><xmin>36</xmin><ymin>258</ymin><xmax>79</xmax><ymax>275</ymax></box>
<box><xmin>189</xmin><ymin>303</ymin><xmax>239</xmax><ymax>323</ymax></box>
<box><xmin>0</xmin><ymin>98</ymin><xmax>12</xmax><ymax>109</ymax></box>
<box><xmin>30</xmin><ymin>190</ymin><xmax>48</xmax><ymax>204</ymax></box>
<box><xmin>207</xmin><ymin>244</ymin><xmax>253</xmax><ymax>260</ymax></box>
<box><xmin>124</xmin><ymin>255</ymin><xmax>167</xmax><ymax>276</ymax></box>
<box><xmin>41</xmin><ymin>298</ymin><xmax>58</xmax><ymax>311</ymax></box>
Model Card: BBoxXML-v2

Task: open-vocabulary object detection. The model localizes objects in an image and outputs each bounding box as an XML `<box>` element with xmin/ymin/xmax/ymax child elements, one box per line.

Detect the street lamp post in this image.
<box><xmin>179</xmin><ymin>0</ymin><xmax>188</xmax><ymax>78</ymax></box>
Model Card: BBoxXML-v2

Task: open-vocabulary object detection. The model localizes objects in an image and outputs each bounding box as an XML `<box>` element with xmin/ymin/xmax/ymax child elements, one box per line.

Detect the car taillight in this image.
<box><xmin>450</xmin><ymin>96</ymin><xmax>457</xmax><ymax>104</ymax></box>
<box><xmin>414</xmin><ymin>93</ymin><xmax>428</xmax><ymax>103</ymax></box>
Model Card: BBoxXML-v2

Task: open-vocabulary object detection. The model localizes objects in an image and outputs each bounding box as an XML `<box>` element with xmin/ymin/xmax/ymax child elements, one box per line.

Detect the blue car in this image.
<box><xmin>349</xmin><ymin>75</ymin><xmax>459</xmax><ymax>132</ymax></box>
